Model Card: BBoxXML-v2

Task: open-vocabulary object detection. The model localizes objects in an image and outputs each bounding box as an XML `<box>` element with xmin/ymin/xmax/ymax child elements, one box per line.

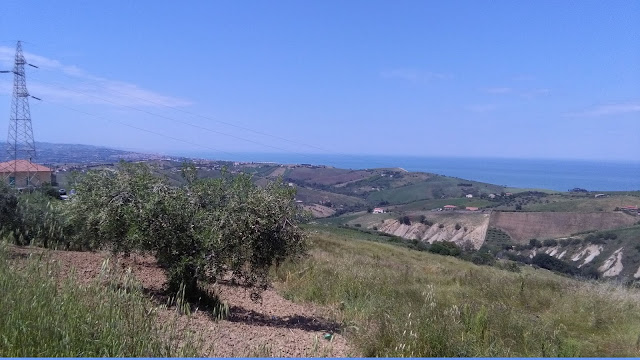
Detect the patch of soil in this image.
<box><xmin>6</xmin><ymin>245</ymin><xmax>354</xmax><ymax>357</ymax></box>
<box><xmin>489</xmin><ymin>212</ymin><xmax>637</xmax><ymax>243</ymax></box>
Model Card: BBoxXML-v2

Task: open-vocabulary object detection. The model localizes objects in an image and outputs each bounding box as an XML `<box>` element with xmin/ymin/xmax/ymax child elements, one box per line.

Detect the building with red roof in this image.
<box><xmin>0</xmin><ymin>160</ymin><xmax>52</xmax><ymax>187</ymax></box>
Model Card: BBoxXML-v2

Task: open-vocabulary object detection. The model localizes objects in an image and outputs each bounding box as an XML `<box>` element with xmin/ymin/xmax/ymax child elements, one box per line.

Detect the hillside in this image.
<box><xmin>275</xmin><ymin>226</ymin><xmax>640</xmax><ymax>357</ymax></box>
<box><xmin>1</xmin><ymin>142</ymin><xmax>172</xmax><ymax>165</ymax></box>
<box><xmin>506</xmin><ymin>225</ymin><xmax>640</xmax><ymax>280</ymax></box>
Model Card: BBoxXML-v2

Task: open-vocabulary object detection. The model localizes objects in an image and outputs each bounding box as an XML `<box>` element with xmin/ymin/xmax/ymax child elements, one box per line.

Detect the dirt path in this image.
<box><xmin>7</xmin><ymin>246</ymin><xmax>353</xmax><ymax>357</ymax></box>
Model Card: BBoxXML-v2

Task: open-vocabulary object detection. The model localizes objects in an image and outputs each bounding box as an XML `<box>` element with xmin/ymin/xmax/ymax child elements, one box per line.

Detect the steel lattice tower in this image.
<box><xmin>1</xmin><ymin>41</ymin><xmax>42</xmax><ymax>186</ymax></box>
<box><xmin>7</xmin><ymin>41</ymin><xmax>36</xmax><ymax>162</ymax></box>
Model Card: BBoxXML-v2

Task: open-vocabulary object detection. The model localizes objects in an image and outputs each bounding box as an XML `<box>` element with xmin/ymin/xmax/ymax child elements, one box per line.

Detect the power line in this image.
<box><xmin>30</xmin><ymin>76</ymin><xmax>318</xmax><ymax>158</ymax></box>
<box><xmin>41</xmin><ymin>71</ymin><xmax>338</xmax><ymax>155</ymax></box>
<box><xmin>30</xmin><ymin>76</ymin><xmax>401</xmax><ymax>169</ymax></box>
<box><xmin>37</xmin><ymin>100</ymin><xmax>240</xmax><ymax>159</ymax></box>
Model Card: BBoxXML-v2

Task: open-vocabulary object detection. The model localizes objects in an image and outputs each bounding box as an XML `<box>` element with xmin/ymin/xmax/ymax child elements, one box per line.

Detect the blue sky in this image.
<box><xmin>0</xmin><ymin>0</ymin><xmax>638</xmax><ymax>161</ymax></box>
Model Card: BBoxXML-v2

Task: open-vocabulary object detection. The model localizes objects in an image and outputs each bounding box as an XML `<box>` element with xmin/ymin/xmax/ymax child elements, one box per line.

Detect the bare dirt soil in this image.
<box><xmin>6</xmin><ymin>246</ymin><xmax>353</xmax><ymax>357</ymax></box>
<box><xmin>489</xmin><ymin>211</ymin><xmax>638</xmax><ymax>243</ymax></box>
<box><xmin>303</xmin><ymin>203</ymin><xmax>336</xmax><ymax>218</ymax></box>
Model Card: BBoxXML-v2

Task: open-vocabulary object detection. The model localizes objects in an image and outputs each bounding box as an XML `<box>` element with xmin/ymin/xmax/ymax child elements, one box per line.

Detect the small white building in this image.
<box><xmin>465</xmin><ymin>194</ymin><xmax>473</xmax><ymax>198</ymax></box>
<box><xmin>373</xmin><ymin>207</ymin><xmax>384</xmax><ymax>214</ymax></box>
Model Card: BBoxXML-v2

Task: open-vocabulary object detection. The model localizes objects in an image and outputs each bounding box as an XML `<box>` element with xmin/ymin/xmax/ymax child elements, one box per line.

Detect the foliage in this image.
<box><xmin>585</xmin><ymin>231</ymin><xmax>617</xmax><ymax>244</ymax></box>
<box><xmin>428</xmin><ymin>241</ymin><xmax>462</xmax><ymax>257</ymax></box>
<box><xmin>531</xmin><ymin>254</ymin><xmax>578</xmax><ymax>276</ymax></box>
<box><xmin>529</xmin><ymin>238</ymin><xmax>542</xmax><ymax>248</ymax></box>
<box><xmin>67</xmin><ymin>162</ymin><xmax>307</xmax><ymax>298</ymax></box>
<box><xmin>0</xmin><ymin>183</ymin><xmax>22</xmax><ymax>240</ymax></box>
<box><xmin>399</xmin><ymin>215</ymin><xmax>411</xmax><ymax>226</ymax></box>
<box><xmin>0</xmin><ymin>184</ymin><xmax>67</xmax><ymax>248</ymax></box>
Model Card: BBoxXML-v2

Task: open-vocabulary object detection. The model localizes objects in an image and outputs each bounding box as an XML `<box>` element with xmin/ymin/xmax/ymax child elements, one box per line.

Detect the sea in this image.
<box><xmin>179</xmin><ymin>152</ymin><xmax>639</xmax><ymax>192</ymax></box>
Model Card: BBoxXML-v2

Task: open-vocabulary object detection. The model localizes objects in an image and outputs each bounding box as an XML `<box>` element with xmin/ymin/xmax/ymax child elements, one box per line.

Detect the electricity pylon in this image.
<box><xmin>1</xmin><ymin>41</ymin><xmax>42</xmax><ymax>187</ymax></box>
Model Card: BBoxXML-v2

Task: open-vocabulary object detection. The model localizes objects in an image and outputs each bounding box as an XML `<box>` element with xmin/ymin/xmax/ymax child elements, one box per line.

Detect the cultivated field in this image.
<box><xmin>489</xmin><ymin>211</ymin><xmax>638</xmax><ymax>243</ymax></box>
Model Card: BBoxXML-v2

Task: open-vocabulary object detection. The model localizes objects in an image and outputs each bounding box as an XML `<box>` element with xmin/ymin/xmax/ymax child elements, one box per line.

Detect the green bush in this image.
<box><xmin>0</xmin><ymin>184</ymin><xmax>68</xmax><ymax>248</ymax></box>
<box><xmin>531</xmin><ymin>254</ymin><xmax>578</xmax><ymax>276</ymax></box>
<box><xmin>67</xmin><ymin>162</ymin><xmax>307</xmax><ymax>299</ymax></box>
<box><xmin>470</xmin><ymin>252</ymin><xmax>495</xmax><ymax>266</ymax></box>
<box><xmin>428</xmin><ymin>241</ymin><xmax>462</xmax><ymax>257</ymax></box>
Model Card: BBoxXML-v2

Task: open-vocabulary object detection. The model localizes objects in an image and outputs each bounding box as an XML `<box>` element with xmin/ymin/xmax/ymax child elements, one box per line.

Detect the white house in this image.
<box><xmin>465</xmin><ymin>194</ymin><xmax>473</xmax><ymax>198</ymax></box>
<box><xmin>373</xmin><ymin>207</ymin><xmax>384</xmax><ymax>214</ymax></box>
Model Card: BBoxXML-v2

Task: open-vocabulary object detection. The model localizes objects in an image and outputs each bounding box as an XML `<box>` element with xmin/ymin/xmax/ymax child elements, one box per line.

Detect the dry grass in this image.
<box><xmin>0</xmin><ymin>242</ymin><xmax>200</xmax><ymax>357</ymax></box>
<box><xmin>274</xmin><ymin>228</ymin><xmax>640</xmax><ymax>357</ymax></box>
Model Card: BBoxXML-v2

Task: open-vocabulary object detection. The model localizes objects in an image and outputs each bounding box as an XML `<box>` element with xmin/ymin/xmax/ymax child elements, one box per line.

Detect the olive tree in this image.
<box><xmin>67</xmin><ymin>162</ymin><xmax>307</xmax><ymax>298</ymax></box>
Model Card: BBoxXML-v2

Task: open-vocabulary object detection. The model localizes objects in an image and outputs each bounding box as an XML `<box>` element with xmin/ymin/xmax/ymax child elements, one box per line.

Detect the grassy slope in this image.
<box><xmin>275</xmin><ymin>226</ymin><xmax>640</xmax><ymax>357</ymax></box>
<box><xmin>294</xmin><ymin>187</ymin><xmax>365</xmax><ymax>206</ymax></box>
<box><xmin>367</xmin><ymin>176</ymin><xmax>504</xmax><ymax>205</ymax></box>
<box><xmin>0</xmin><ymin>245</ymin><xmax>198</xmax><ymax>357</ymax></box>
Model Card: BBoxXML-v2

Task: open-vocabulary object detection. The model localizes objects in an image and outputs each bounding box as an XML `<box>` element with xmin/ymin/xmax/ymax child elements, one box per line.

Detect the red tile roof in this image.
<box><xmin>0</xmin><ymin>160</ymin><xmax>52</xmax><ymax>173</ymax></box>
<box><xmin>466</xmin><ymin>207</ymin><xmax>479</xmax><ymax>211</ymax></box>
<box><xmin>444</xmin><ymin>205</ymin><xmax>457</xmax><ymax>208</ymax></box>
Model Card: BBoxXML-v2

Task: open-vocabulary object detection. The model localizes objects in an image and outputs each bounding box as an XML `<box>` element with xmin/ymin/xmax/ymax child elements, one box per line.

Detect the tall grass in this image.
<box><xmin>0</xmin><ymin>243</ymin><xmax>200</xmax><ymax>357</ymax></box>
<box><xmin>275</xmin><ymin>228</ymin><xmax>640</xmax><ymax>357</ymax></box>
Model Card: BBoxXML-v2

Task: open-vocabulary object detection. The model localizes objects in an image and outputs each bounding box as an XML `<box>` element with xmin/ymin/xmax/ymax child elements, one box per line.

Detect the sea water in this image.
<box><xmin>179</xmin><ymin>152</ymin><xmax>639</xmax><ymax>192</ymax></box>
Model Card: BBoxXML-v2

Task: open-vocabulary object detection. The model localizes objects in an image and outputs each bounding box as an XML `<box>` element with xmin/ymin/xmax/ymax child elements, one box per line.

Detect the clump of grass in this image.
<box><xmin>275</xmin><ymin>229</ymin><xmax>640</xmax><ymax>357</ymax></box>
<box><xmin>0</xmin><ymin>243</ymin><xmax>200</xmax><ymax>357</ymax></box>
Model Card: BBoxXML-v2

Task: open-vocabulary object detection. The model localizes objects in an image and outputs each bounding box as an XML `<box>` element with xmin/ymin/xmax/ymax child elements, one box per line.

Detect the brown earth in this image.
<box><xmin>489</xmin><ymin>211</ymin><xmax>638</xmax><ymax>243</ymax></box>
<box><xmin>302</xmin><ymin>203</ymin><xmax>336</xmax><ymax>218</ymax></box>
<box><xmin>7</xmin><ymin>246</ymin><xmax>354</xmax><ymax>357</ymax></box>
<box><xmin>286</xmin><ymin>167</ymin><xmax>373</xmax><ymax>186</ymax></box>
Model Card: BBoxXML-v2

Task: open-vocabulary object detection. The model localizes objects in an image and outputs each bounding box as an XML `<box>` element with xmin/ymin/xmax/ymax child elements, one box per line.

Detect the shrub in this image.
<box><xmin>420</xmin><ymin>216</ymin><xmax>434</xmax><ymax>226</ymax></box>
<box><xmin>531</xmin><ymin>254</ymin><xmax>578</xmax><ymax>276</ymax></box>
<box><xmin>542</xmin><ymin>239</ymin><xmax>558</xmax><ymax>247</ymax></box>
<box><xmin>529</xmin><ymin>238</ymin><xmax>542</xmax><ymax>248</ymax></box>
<box><xmin>471</xmin><ymin>252</ymin><xmax>495</xmax><ymax>266</ymax></box>
<box><xmin>455</xmin><ymin>223</ymin><xmax>461</xmax><ymax>230</ymax></box>
<box><xmin>67</xmin><ymin>162</ymin><xmax>307</xmax><ymax>299</ymax></box>
<box><xmin>428</xmin><ymin>241</ymin><xmax>461</xmax><ymax>257</ymax></box>
<box><xmin>0</xmin><ymin>183</ymin><xmax>22</xmax><ymax>240</ymax></box>
<box><xmin>570</xmin><ymin>238</ymin><xmax>582</xmax><ymax>245</ymax></box>
<box><xmin>398</xmin><ymin>216</ymin><xmax>411</xmax><ymax>226</ymax></box>
<box><xmin>0</xmin><ymin>184</ymin><xmax>68</xmax><ymax>248</ymax></box>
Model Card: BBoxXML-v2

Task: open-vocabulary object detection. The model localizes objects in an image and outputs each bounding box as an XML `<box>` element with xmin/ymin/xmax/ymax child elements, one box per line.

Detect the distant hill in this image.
<box><xmin>0</xmin><ymin>142</ymin><xmax>171</xmax><ymax>164</ymax></box>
